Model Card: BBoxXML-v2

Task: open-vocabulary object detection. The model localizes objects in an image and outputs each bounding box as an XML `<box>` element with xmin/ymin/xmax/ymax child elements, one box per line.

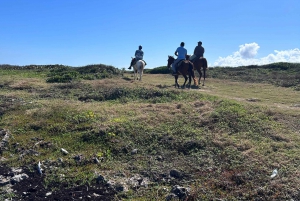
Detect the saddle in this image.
<box><xmin>132</xmin><ymin>59</ymin><xmax>147</xmax><ymax>66</ymax></box>
<box><xmin>189</xmin><ymin>55</ymin><xmax>205</xmax><ymax>63</ymax></box>
<box><xmin>176</xmin><ymin>59</ymin><xmax>186</xmax><ymax>68</ymax></box>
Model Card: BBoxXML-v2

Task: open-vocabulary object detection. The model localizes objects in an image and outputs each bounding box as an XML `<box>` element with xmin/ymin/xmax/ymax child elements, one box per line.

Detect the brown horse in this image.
<box><xmin>167</xmin><ymin>56</ymin><xmax>198</xmax><ymax>89</ymax></box>
<box><xmin>190</xmin><ymin>56</ymin><xmax>208</xmax><ymax>86</ymax></box>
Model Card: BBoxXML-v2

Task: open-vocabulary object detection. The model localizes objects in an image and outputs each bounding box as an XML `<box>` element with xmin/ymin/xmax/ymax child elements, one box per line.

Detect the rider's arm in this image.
<box><xmin>193</xmin><ymin>47</ymin><xmax>197</xmax><ymax>55</ymax></box>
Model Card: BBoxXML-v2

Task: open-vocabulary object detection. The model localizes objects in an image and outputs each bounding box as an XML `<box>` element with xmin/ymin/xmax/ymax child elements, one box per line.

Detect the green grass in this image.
<box><xmin>0</xmin><ymin>64</ymin><xmax>300</xmax><ymax>200</ymax></box>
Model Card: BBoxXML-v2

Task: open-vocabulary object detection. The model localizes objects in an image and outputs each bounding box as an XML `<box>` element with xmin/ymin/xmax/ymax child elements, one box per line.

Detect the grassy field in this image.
<box><xmin>0</xmin><ymin>66</ymin><xmax>300</xmax><ymax>200</ymax></box>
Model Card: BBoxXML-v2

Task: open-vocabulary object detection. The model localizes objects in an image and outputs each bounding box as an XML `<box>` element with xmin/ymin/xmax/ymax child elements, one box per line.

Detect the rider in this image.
<box><xmin>172</xmin><ymin>42</ymin><xmax>187</xmax><ymax>75</ymax></box>
<box><xmin>190</xmin><ymin>41</ymin><xmax>205</xmax><ymax>63</ymax></box>
<box><xmin>128</xmin><ymin>45</ymin><xmax>145</xmax><ymax>69</ymax></box>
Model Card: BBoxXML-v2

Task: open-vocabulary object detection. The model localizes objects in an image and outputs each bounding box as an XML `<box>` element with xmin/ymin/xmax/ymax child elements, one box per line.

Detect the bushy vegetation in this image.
<box><xmin>0</xmin><ymin>63</ymin><xmax>300</xmax><ymax>200</ymax></box>
<box><xmin>208</xmin><ymin>62</ymin><xmax>300</xmax><ymax>89</ymax></box>
<box><xmin>148</xmin><ymin>62</ymin><xmax>300</xmax><ymax>90</ymax></box>
<box><xmin>145</xmin><ymin>66</ymin><xmax>170</xmax><ymax>74</ymax></box>
<box><xmin>0</xmin><ymin>64</ymin><xmax>122</xmax><ymax>83</ymax></box>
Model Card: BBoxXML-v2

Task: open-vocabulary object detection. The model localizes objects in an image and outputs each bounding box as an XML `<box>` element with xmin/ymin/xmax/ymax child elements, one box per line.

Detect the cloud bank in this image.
<box><xmin>213</xmin><ymin>42</ymin><xmax>300</xmax><ymax>67</ymax></box>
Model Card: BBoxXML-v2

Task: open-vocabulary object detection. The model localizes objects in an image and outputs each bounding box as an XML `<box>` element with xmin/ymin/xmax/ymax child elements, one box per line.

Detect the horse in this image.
<box><xmin>189</xmin><ymin>56</ymin><xmax>208</xmax><ymax>86</ymax></box>
<box><xmin>167</xmin><ymin>56</ymin><xmax>198</xmax><ymax>89</ymax></box>
<box><xmin>129</xmin><ymin>58</ymin><xmax>146</xmax><ymax>81</ymax></box>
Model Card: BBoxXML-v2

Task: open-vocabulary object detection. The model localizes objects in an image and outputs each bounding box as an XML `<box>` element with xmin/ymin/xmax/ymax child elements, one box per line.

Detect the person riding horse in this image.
<box><xmin>172</xmin><ymin>42</ymin><xmax>188</xmax><ymax>75</ymax></box>
<box><xmin>189</xmin><ymin>41</ymin><xmax>205</xmax><ymax>63</ymax></box>
<box><xmin>189</xmin><ymin>41</ymin><xmax>208</xmax><ymax>86</ymax></box>
<box><xmin>128</xmin><ymin>45</ymin><xmax>147</xmax><ymax>69</ymax></box>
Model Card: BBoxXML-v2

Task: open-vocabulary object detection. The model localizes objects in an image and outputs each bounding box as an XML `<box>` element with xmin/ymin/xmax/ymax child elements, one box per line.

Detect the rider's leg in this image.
<box><xmin>172</xmin><ymin>60</ymin><xmax>178</xmax><ymax>75</ymax></box>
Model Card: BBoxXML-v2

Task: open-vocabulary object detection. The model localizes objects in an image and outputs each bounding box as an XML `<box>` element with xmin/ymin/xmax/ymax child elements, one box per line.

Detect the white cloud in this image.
<box><xmin>239</xmin><ymin>43</ymin><xmax>260</xmax><ymax>59</ymax></box>
<box><xmin>213</xmin><ymin>43</ymin><xmax>300</xmax><ymax>67</ymax></box>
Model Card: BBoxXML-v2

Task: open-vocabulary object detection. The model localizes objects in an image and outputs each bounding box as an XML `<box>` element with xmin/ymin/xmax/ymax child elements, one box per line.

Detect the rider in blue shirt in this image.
<box><xmin>128</xmin><ymin>45</ymin><xmax>145</xmax><ymax>69</ymax></box>
<box><xmin>172</xmin><ymin>42</ymin><xmax>187</xmax><ymax>75</ymax></box>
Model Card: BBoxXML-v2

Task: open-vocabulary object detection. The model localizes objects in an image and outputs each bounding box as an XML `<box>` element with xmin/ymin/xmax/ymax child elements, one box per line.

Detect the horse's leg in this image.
<box><xmin>139</xmin><ymin>69</ymin><xmax>142</xmax><ymax>81</ymax></box>
<box><xmin>140</xmin><ymin>64</ymin><xmax>144</xmax><ymax>81</ymax></box>
<box><xmin>198</xmin><ymin>68</ymin><xmax>202</xmax><ymax>85</ymax></box>
<box><xmin>194</xmin><ymin>65</ymin><xmax>201</xmax><ymax>86</ymax></box>
<box><xmin>182</xmin><ymin>74</ymin><xmax>188</xmax><ymax>89</ymax></box>
<box><xmin>190</xmin><ymin>67</ymin><xmax>197</xmax><ymax>86</ymax></box>
<box><xmin>202</xmin><ymin>68</ymin><xmax>206</xmax><ymax>86</ymax></box>
<box><xmin>175</xmin><ymin>75</ymin><xmax>179</xmax><ymax>88</ymax></box>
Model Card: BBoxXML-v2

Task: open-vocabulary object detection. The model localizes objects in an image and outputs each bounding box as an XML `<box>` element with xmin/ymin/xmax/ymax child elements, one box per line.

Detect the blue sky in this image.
<box><xmin>1</xmin><ymin>0</ymin><xmax>299</xmax><ymax>68</ymax></box>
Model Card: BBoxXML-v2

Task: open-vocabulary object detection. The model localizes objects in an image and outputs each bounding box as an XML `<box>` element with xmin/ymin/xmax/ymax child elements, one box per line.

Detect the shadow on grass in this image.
<box><xmin>122</xmin><ymin>77</ymin><xmax>132</xmax><ymax>81</ymax></box>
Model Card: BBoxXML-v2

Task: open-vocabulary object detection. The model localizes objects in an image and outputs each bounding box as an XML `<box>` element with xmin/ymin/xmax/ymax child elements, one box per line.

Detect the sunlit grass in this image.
<box><xmin>1</xmin><ymin>69</ymin><xmax>300</xmax><ymax>200</ymax></box>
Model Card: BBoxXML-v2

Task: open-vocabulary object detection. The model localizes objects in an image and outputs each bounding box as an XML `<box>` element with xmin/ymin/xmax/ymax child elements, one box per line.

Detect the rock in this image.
<box><xmin>107</xmin><ymin>180</ymin><xmax>128</xmax><ymax>192</ymax></box>
<box><xmin>0</xmin><ymin>176</ymin><xmax>10</xmax><ymax>186</ymax></box>
<box><xmin>166</xmin><ymin>193</ymin><xmax>178</xmax><ymax>201</ymax></box>
<box><xmin>61</xmin><ymin>148</ymin><xmax>69</xmax><ymax>155</ymax></box>
<box><xmin>131</xmin><ymin>149</ymin><xmax>138</xmax><ymax>155</ymax></box>
<box><xmin>96</xmin><ymin>174</ymin><xmax>106</xmax><ymax>183</ymax></box>
<box><xmin>169</xmin><ymin>185</ymin><xmax>191</xmax><ymax>200</ymax></box>
<box><xmin>156</xmin><ymin>155</ymin><xmax>163</xmax><ymax>161</ymax></box>
<box><xmin>170</xmin><ymin>169</ymin><xmax>181</xmax><ymax>178</ymax></box>
<box><xmin>10</xmin><ymin>173</ymin><xmax>29</xmax><ymax>184</ymax></box>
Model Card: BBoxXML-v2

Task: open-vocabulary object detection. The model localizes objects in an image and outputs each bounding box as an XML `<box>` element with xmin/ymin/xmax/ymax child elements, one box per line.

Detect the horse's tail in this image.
<box><xmin>189</xmin><ymin>66</ymin><xmax>198</xmax><ymax>85</ymax></box>
<box><xmin>193</xmin><ymin>77</ymin><xmax>198</xmax><ymax>86</ymax></box>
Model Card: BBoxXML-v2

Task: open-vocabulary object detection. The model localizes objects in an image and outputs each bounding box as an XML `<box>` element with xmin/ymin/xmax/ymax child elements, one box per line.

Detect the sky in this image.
<box><xmin>0</xmin><ymin>0</ymin><xmax>300</xmax><ymax>68</ymax></box>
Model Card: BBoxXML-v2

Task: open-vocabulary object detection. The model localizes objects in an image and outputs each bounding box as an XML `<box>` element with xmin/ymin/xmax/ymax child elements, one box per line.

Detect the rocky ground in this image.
<box><xmin>0</xmin><ymin>126</ymin><xmax>117</xmax><ymax>201</ymax></box>
<box><xmin>0</xmin><ymin>165</ymin><xmax>117</xmax><ymax>201</ymax></box>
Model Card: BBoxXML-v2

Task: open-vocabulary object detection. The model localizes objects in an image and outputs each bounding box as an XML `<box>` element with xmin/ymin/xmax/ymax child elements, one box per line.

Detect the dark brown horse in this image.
<box><xmin>167</xmin><ymin>56</ymin><xmax>198</xmax><ymax>89</ymax></box>
<box><xmin>190</xmin><ymin>56</ymin><xmax>208</xmax><ymax>86</ymax></box>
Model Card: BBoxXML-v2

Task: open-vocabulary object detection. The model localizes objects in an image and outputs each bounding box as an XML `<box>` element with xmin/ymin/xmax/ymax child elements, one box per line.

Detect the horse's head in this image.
<box><xmin>167</xmin><ymin>55</ymin><xmax>175</xmax><ymax>69</ymax></box>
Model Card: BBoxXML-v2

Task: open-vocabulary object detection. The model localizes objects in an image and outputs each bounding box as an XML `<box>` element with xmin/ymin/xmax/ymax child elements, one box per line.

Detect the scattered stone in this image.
<box><xmin>93</xmin><ymin>192</ymin><xmax>100</xmax><ymax>197</ymax></box>
<box><xmin>93</xmin><ymin>157</ymin><xmax>100</xmax><ymax>164</ymax></box>
<box><xmin>10</xmin><ymin>173</ymin><xmax>29</xmax><ymax>184</ymax></box>
<box><xmin>0</xmin><ymin>176</ymin><xmax>10</xmax><ymax>186</ymax></box>
<box><xmin>131</xmin><ymin>149</ymin><xmax>138</xmax><ymax>155</ymax></box>
<box><xmin>61</xmin><ymin>148</ymin><xmax>69</xmax><ymax>155</ymax></box>
<box><xmin>156</xmin><ymin>155</ymin><xmax>163</xmax><ymax>161</ymax></box>
<box><xmin>170</xmin><ymin>169</ymin><xmax>181</xmax><ymax>178</ymax></box>
<box><xmin>107</xmin><ymin>180</ymin><xmax>128</xmax><ymax>192</ymax></box>
<box><xmin>168</xmin><ymin>185</ymin><xmax>191</xmax><ymax>200</ymax></box>
<box><xmin>74</xmin><ymin>154</ymin><xmax>83</xmax><ymax>162</ymax></box>
<box><xmin>166</xmin><ymin>193</ymin><xmax>178</xmax><ymax>201</ymax></box>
